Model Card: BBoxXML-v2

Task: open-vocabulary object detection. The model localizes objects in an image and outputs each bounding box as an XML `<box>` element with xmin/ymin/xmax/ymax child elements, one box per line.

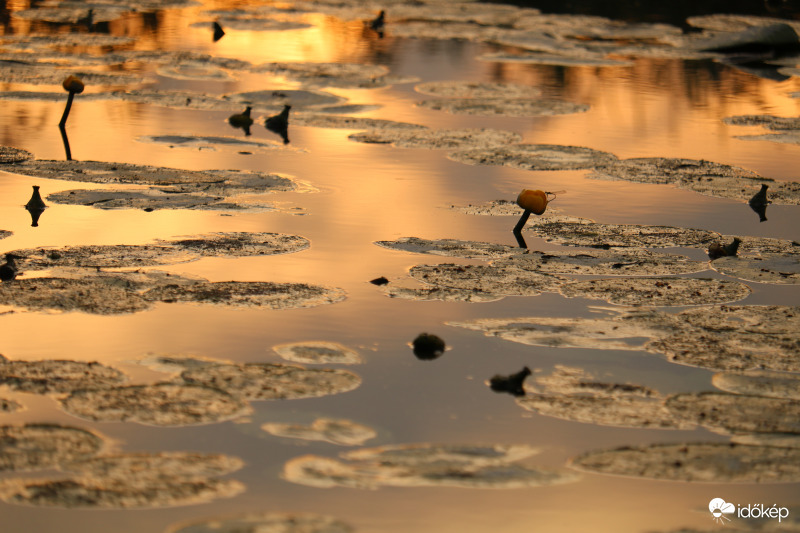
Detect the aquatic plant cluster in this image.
<box><xmin>0</xmin><ymin>0</ymin><xmax>800</xmax><ymax>532</ymax></box>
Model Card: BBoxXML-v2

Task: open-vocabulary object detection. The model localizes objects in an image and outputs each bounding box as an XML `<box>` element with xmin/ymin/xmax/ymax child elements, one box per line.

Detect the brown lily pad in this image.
<box><xmin>166</xmin><ymin>512</ymin><xmax>355</xmax><ymax>533</ymax></box>
<box><xmin>272</xmin><ymin>342</ymin><xmax>362</xmax><ymax>365</ymax></box>
<box><xmin>414</xmin><ymin>81</ymin><xmax>542</xmax><ymax>99</ymax></box>
<box><xmin>713</xmin><ymin>370</ymin><xmax>800</xmax><ymax>399</ymax></box>
<box><xmin>262</xmin><ymin>418</ymin><xmax>376</xmax><ymax>446</ymax></box>
<box><xmin>665</xmin><ymin>392</ymin><xmax>800</xmax><ymax>435</ymax></box>
<box><xmin>375</xmin><ymin>237</ymin><xmax>524</xmax><ymax>259</ymax></box>
<box><xmin>409</xmin><ymin>263</ymin><xmax>566</xmax><ymax>297</ymax></box>
<box><xmin>0</xmin><ymin>360</ymin><xmax>126</xmax><ymax>395</ymax></box>
<box><xmin>162</xmin><ymin>232</ymin><xmax>310</xmax><ymax>257</ymax></box>
<box><xmin>711</xmin><ymin>254</ymin><xmax>800</xmax><ymax>284</ymax></box>
<box><xmin>449</xmin><ymin>144</ymin><xmax>615</xmax><ymax>171</ymax></box>
<box><xmin>179</xmin><ymin>363</ymin><xmax>361</xmax><ymax>401</ymax></box>
<box><xmin>558</xmin><ymin>277</ymin><xmax>751</xmax><ymax>306</ymax></box>
<box><xmin>60</xmin><ymin>383</ymin><xmax>251</xmax><ymax>427</ymax></box>
<box><xmin>418</xmin><ymin>98</ymin><xmax>589</xmax><ymax>117</ymax></box>
<box><xmin>348</xmin><ymin>128</ymin><xmax>522</xmax><ymax>150</ymax></box>
<box><xmin>0</xmin><ymin>424</ymin><xmax>104</xmax><ymax>472</ymax></box>
<box><xmin>495</xmin><ymin>249</ymin><xmax>709</xmax><ymax>276</ymax></box>
<box><xmin>570</xmin><ymin>442</ymin><xmax>800</xmax><ymax>482</ymax></box>
<box><xmin>0</xmin><ymin>146</ymin><xmax>33</xmax><ymax>164</ymax></box>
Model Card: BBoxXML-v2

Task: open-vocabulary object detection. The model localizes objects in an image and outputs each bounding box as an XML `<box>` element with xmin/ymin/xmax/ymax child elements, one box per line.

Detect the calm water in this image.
<box><xmin>1</xmin><ymin>2</ymin><xmax>799</xmax><ymax>532</ymax></box>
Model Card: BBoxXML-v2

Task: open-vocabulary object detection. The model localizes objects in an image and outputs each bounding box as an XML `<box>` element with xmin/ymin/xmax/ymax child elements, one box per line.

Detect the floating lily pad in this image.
<box><xmin>47</xmin><ymin>189</ymin><xmax>229</xmax><ymax>211</ymax></box>
<box><xmin>713</xmin><ymin>370</ymin><xmax>800</xmax><ymax>399</ymax></box>
<box><xmin>570</xmin><ymin>442</ymin><xmax>800</xmax><ymax>482</ymax></box>
<box><xmin>449</xmin><ymin>144</ymin><xmax>615</xmax><ymax>171</ymax></box>
<box><xmin>380</xmin><ymin>285</ymin><xmax>505</xmax><ymax>303</ymax></box>
<box><xmin>734</xmin><ymin>132</ymin><xmax>800</xmax><ymax>144</ymax></box>
<box><xmin>293</xmin><ymin>114</ymin><xmax>425</xmax><ymax>130</ymax></box>
<box><xmin>733</xmin><ymin>433</ymin><xmax>800</xmax><ymax>448</ymax></box>
<box><xmin>414</xmin><ymin>81</ymin><xmax>542</xmax><ymax>99</ymax></box>
<box><xmin>375</xmin><ymin>237</ymin><xmax>524</xmax><ymax>259</ymax></box>
<box><xmin>1</xmin><ymin>398</ymin><xmax>22</xmax><ymax>412</ymax></box>
<box><xmin>524</xmin><ymin>217</ymin><xmax>721</xmax><ymax>248</ymax></box>
<box><xmin>495</xmin><ymin>249</ymin><xmax>708</xmax><ymax>276</ymax></box>
<box><xmin>388</xmin><ymin>21</ymin><xmax>503</xmax><ymax>42</ymax></box>
<box><xmin>137</xmin><ymin>135</ymin><xmax>285</xmax><ymax>151</ymax></box>
<box><xmin>162</xmin><ymin>232</ymin><xmax>310</xmax><ymax>257</ymax></box>
<box><xmin>193</xmin><ymin>18</ymin><xmax>312</xmax><ymax>31</ymax></box>
<box><xmin>418</xmin><ymin>98</ymin><xmax>589</xmax><ymax>117</ymax></box>
<box><xmin>348</xmin><ymin>128</ymin><xmax>522</xmax><ymax>150</ymax></box>
<box><xmin>272</xmin><ymin>342</ymin><xmax>362</xmax><ymax>365</ymax></box>
<box><xmin>724</xmin><ymin>114</ymin><xmax>800</xmax><ymax>131</ymax></box>
<box><xmin>167</xmin><ymin>512</ymin><xmax>355</xmax><ymax>533</ymax></box>
<box><xmin>232</xmin><ymin>89</ymin><xmax>345</xmax><ymax>109</ymax></box>
<box><xmin>0</xmin><ymin>424</ymin><xmax>104</xmax><ymax>472</ymax></box>
<box><xmin>137</xmin><ymin>354</ymin><xmax>227</xmax><ymax>375</ymax></box>
<box><xmin>0</xmin><ymin>146</ymin><xmax>33</xmax><ymax>164</ymax></box>
<box><xmin>409</xmin><ymin>263</ymin><xmax>565</xmax><ymax>296</ymax></box>
<box><xmin>144</xmin><ymin>281</ymin><xmax>346</xmax><ymax>310</ymax></box>
<box><xmin>284</xmin><ymin>442</ymin><xmax>577</xmax><ymax>489</ymax></box>
<box><xmin>530</xmin><ymin>365</ymin><xmax>657</xmax><ymax>397</ymax></box>
<box><xmin>262</xmin><ymin>418</ymin><xmax>376</xmax><ymax>446</ymax></box>
<box><xmin>0</xmin><ymin>452</ymin><xmax>244</xmax><ymax>509</ymax></box>
<box><xmin>666</xmin><ymin>392</ymin><xmax>800</xmax><ymax>435</ymax></box>
<box><xmin>558</xmin><ymin>277</ymin><xmax>751</xmax><ymax>306</ymax></box>
<box><xmin>711</xmin><ymin>254</ymin><xmax>800</xmax><ymax>284</ymax></box>
<box><xmin>686</xmin><ymin>14</ymin><xmax>800</xmax><ymax>33</ymax></box>
<box><xmin>478</xmin><ymin>51</ymin><xmax>633</xmax><ymax>66</ymax></box>
<box><xmin>61</xmin><ymin>383</ymin><xmax>250</xmax><ymax>427</ymax></box>
<box><xmin>0</xmin><ymin>34</ymin><xmax>135</xmax><ymax>50</ymax></box>
<box><xmin>0</xmin><ymin>277</ymin><xmax>154</xmax><ymax>314</ymax></box>
<box><xmin>589</xmin><ymin>157</ymin><xmax>800</xmax><ymax>204</ymax></box>
<box><xmin>0</xmin><ymin>360</ymin><xmax>126</xmax><ymax>395</ymax></box>
<box><xmin>180</xmin><ymin>363</ymin><xmax>361</xmax><ymax>401</ymax></box>
<box><xmin>156</xmin><ymin>63</ymin><xmax>234</xmax><ymax>81</ymax></box>
<box><xmin>0</xmin><ymin>64</ymin><xmax>146</xmax><ymax>87</ymax></box>
<box><xmin>13</xmin><ymin>245</ymin><xmax>197</xmax><ymax>271</ymax></box>
<box><xmin>253</xmin><ymin>62</ymin><xmax>407</xmax><ymax>89</ymax></box>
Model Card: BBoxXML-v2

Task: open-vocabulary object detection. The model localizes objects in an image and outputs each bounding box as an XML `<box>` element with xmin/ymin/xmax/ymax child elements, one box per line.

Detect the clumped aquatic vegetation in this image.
<box><xmin>0</xmin><ymin>451</ymin><xmax>244</xmax><ymax>508</ymax></box>
<box><xmin>272</xmin><ymin>341</ymin><xmax>362</xmax><ymax>365</ymax></box>
<box><xmin>0</xmin><ymin>359</ymin><xmax>126</xmax><ymax>395</ymax></box>
<box><xmin>60</xmin><ymin>383</ymin><xmax>251</xmax><ymax>426</ymax></box>
<box><xmin>570</xmin><ymin>442</ymin><xmax>800</xmax><ymax>483</ymax></box>
<box><xmin>283</xmin><ymin>443</ymin><xmax>579</xmax><ymax>489</ymax></box>
<box><xmin>262</xmin><ymin>418</ymin><xmax>376</xmax><ymax>446</ymax></box>
<box><xmin>179</xmin><ymin>363</ymin><xmax>361</xmax><ymax>401</ymax></box>
<box><xmin>166</xmin><ymin>512</ymin><xmax>355</xmax><ymax>533</ymax></box>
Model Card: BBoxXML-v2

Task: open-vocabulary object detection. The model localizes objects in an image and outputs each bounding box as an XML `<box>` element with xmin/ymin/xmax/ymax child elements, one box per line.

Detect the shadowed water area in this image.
<box><xmin>0</xmin><ymin>1</ymin><xmax>799</xmax><ymax>532</ymax></box>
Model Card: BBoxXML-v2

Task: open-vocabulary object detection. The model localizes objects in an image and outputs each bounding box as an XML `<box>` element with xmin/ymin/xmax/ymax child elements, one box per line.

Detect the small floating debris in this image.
<box><xmin>167</xmin><ymin>512</ymin><xmax>355</xmax><ymax>533</ymax></box>
<box><xmin>262</xmin><ymin>417</ymin><xmax>376</xmax><ymax>446</ymax></box>
<box><xmin>0</xmin><ymin>398</ymin><xmax>22</xmax><ymax>412</ymax></box>
<box><xmin>283</xmin><ymin>443</ymin><xmax>578</xmax><ymax>489</ymax></box>
<box><xmin>369</xmin><ymin>276</ymin><xmax>389</xmax><ymax>286</ymax></box>
<box><xmin>0</xmin><ymin>424</ymin><xmax>104</xmax><ymax>472</ymax></box>
<box><xmin>179</xmin><ymin>363</ymin><xmax>361</xmax><ymax>401</ymax></box>
<box><xmin>489</xmin><ymin>367</ymin><xmax>531</xmax><ymax>396</ymax></box>
<box><xmin>61</xmin><ymin>383</ymin><xmax>250</xmax><ymax>427</ymax></box>
<box><xmin>213</xmin><ymin>21</ymin><xmax>225</xmax><ymax>41</ymax></box>
<box><xmin>417</xmin><ymin>98</ymin><xmax>589</xmax><ymax>117</ymax></box>
<box><xmin>713</xmin><ymin>370</ymin><xmax>800</xmax><ymax>400</ymax></box>
<box><xmin>411</xmin><ymin>333</ymin><xmax>446</xmax><ymax>360</ymax></box>
<box><xmin>375</xmin><ymin>237</ymin><xmax>524</xmax><ymax>259</ymax></box>
<box><xmin>0</xmin><ymin>359</ymin><xmax>126</xmax><ymax>395</ymax></box>
<box><xmin>348</xmin><ymin>128</ymin><xmax>522</xmax><ymax>150</ymax></box>
<box><xmin>558</xmin><ymin>277</ymin><xmax>751</xmax><ymax>306</ymax></box>
<box><xmin>272</xmin><ymin>341</ymin><xmax>362</xmax><ymax>365</ymax></box>
<box><xmin>451</xmin><ymin>144</ymin><xmax>615</xmax><ymax>171</ymax></box>
<box><xmin>0</xmin><ymin>451</ymin><xmax>244</xmax><ymax>508</ymax></box>
<box><xmin>570</xmin><ymin>442</ymin><xmax>800</xmax><ymax>482</ymax></box>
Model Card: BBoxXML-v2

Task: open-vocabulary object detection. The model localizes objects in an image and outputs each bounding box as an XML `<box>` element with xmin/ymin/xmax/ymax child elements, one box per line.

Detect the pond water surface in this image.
<box><xmin>1</xmin><ymin>1</ymin><xmax>799</xmax><ymax>532</ymax></box>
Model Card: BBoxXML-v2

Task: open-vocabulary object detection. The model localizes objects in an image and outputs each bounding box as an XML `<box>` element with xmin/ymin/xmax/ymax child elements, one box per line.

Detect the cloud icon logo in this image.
<box><xmin>709</xmin><ymin>498</ymin><xmax>735</xmax><ymax>524</ymax></box>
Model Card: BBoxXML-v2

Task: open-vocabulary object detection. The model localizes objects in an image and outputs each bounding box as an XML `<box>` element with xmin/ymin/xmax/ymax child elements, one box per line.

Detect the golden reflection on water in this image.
<box><xmin>1</xmin><ymin>3</ymin><xmax>799</xmax><ymax>533</ymax></box>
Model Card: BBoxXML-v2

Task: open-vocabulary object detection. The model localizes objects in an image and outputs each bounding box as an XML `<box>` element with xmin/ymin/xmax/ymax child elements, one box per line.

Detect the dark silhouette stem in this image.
<box><xmin>512</xmin><ymin>209</ymin><xmax>532</xmax><ymax>249</ymax></box>
<box><xmin>59</xmin><ymin>123</ymin><xmax>72</xmax><ymax>161</ymax></box>
<box><xmin>59</xmin><ymin>91</ymin><xmax>76</xmax><ymax>128</ymax></box>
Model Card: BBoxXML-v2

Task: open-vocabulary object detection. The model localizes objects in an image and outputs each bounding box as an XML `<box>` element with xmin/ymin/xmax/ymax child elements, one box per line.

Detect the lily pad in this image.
<box><xmin>162</xmin><ymin>232</ymin><xmax>309</xmax><ymax>257</ymax></box>
<box><xmin>284</xmin><ymin>443</ymin><xmax>578</xmax><ymax>489</ymax></box>
<box><xmin>144</xmin><ymin>281</ymin><xmax>346</xmax><ymax>310</ymax></box>
<box><xmin>193</xmin><ymin>19</ymin><xmax>312</xmax><ymax>32</ymax></box>
<box><xmin>137</xmin><ymin>135</ymin><xmax>285</xmax><ymax>151</ymax></box>
<box><xmin>665</xmin><ymin>392</ymin><xmax>800</xmax><ymax>435</ymax></box>
<box><xmin>293</xmin><ymin>114</ymin><xmax>425</xmax><ymax>130</ymax></box>
<box><xmin>713</xmin><ymin>370</ymin><xmax>800</xmax><ymax>399</ymax></box>
<box><xmin>449</xmin><ymin>144</ymin><xmax>616</xmax><ymax>171</ymax></box>
<box><xmin>47</xmin><ymin>189</ymin><xmax>227</xmax><ymax>211</ymax></box>
<box><xmin>589</xmin><ymin>157</ymin><xmax>800</xmax><ymax>204</ymax></box>
<box><xmin>272</xmin><ymin>342</ymin><xmax>362</xmax><ymax>365</ymax></box>
<box><xmin>414</xmin><ymin>81</ymin><xmax>542</xmax><ymax>99</ymax></box>
<box><xmin>380</xmin><ymin>285</ymin><xmax>505</xmax><ymax>303</ymax></box>
<box><xmin>409</xmin><ymin>263</ymin><xmax>566</xmax><ymax>297</ymax></box>
<box><xmin>479</xmin><ymin>51</ymin><xmax>633</xmax><ymax>67</ymax></box>
<box><xmin>179</xmin><ymin>363</ymin><xmax>361</xmax><ymax>401</ymax></box>
<box><xmin>0</xmin><ymin>277</ymin><xmax>154</xmax><ymax>314</ymax></box>
<box><xmin>0</xmin><ymin>424</ymin><xmax>104</xmax><ymax>472</ymax></box>
<box><xmin>418</xmin><ymin>98</ymin><xmax>589</xmax><ymax>117</ymax></box>
<box><xmin>711</xmin><ymin>254</ymin><xmax>800</xmax><ymax>284</ymax></box>
<box><xmin>12</xmin><ymin>245</ymin><xmax>198</xmax><ymax>270</ymax></box>
<box><xmin>0</xmin><ymin>146</ymin><xmax>33</xmax><ymax>164</ymax></box>
<box><xmin>348</xmin><ymin>128</ymin><xmax>522</xmax><ymax>150</ymax></box>
<box><xmin>0</xmin><ymin>360</ymin><xmax>126</xmax><ymax>395</ymax></box>
<box><xmin>167</xmin><ymin>513</ymin><xmax>355</xmax><ymax>533</ymax></box>
<box><xmin>61</xmin><ymin>383</ymin><xmax>251</xmax><ymax>427</ymax></box>
<box><xmin>232</xmin><ymin>89</ymin><xmax>346</xmax><ymax>109</ymax></box>
<box><xmin>0</xmin><ymin>452</ymin><xmax>244</xmax><ymax>508</ymax></box>
<box><xmin>524</xmin><ymin>217</ymin><xmax>721</xmax><ymax>248</ymax></box>
<box><xmin>375</xmin><ymin>237</ymin><xmax>524</xmax><ymax>259</ymax></box>
<box><xmin>558</xmin><ymin>277</ymin><xmax>751</xmax><ymax>306</ymax></box>
<box><xmin>253</xmin><ymin>62</ymin><xmax>403</xmax><ymax>89</ymax></box>
<box><xmin>570</xmin><ymin>442</ymin><xmax>800</xmax><ymax>483</ymax></box>
<box><xmin>262</xmin><ymin>418</ymin><xmax>376</xmax><ymax>446</ymax></box>
<box><xmin>495</xmin><ymin>249</ymin><xmax>708</xmax><ymax>276</ymax></box>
